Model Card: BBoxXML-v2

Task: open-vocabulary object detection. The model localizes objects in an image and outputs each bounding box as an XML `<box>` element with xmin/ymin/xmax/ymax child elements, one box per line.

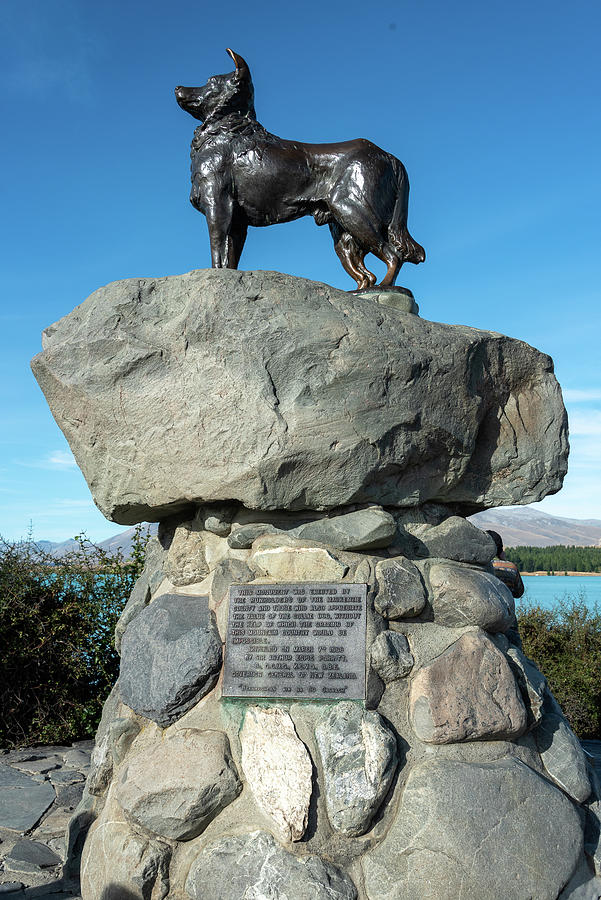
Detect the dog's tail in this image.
<box><xmin>387</xmin><ymin>159</ymin><xmax>426</xmax><ymax>265</ymax></box>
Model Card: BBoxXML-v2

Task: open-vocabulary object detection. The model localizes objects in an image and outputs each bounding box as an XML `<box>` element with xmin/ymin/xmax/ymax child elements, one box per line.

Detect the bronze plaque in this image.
<box><xmin>222</xmin><ymin>583</ymin><xmax>367</xmax><ymax>700</ymax></box>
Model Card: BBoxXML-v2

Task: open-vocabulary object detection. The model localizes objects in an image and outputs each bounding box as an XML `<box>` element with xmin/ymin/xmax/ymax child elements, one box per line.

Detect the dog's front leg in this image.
<box><xmin>205</xmin><ymin>194</ymin><xmax>236</xmax><ymax>268</ymax></box>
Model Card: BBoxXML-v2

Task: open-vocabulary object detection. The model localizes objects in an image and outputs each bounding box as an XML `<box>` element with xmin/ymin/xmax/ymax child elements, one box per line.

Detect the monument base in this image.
<box><xmin>70</xmin><ymin>503</ymin><xmax>601</xmax><ymax>900</ymax></box>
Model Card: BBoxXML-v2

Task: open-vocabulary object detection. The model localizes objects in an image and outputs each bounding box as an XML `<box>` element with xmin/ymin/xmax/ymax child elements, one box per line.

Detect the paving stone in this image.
<box><xmin>13</xmin><ymin>758</ymin><xmax>62</xmax><ymax>776</ymax></box>
<box><xmin>6</xmin><ymin>839</ymin><xmax>61</xmax><ymax>868</ymax></box>
<box><xmin>0</xmin><ymin>765</ymin><xmax>55</xmax><ymax>833</ymax></box>
<box><xmin>62</xmin><ymin>750</ymin><xmax>90</xmax><ymax>770</ymax></box>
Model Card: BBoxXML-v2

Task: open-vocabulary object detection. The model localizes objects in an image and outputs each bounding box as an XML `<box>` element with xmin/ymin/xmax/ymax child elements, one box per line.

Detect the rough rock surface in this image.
<box><xmin>118</xmin><ymin>592</ymin><xmax>221</xmax><ymax>727</ymax></box>
<box><xmin>397</xmin><ymin>515</ymin><xmax>497</xmax><ymax>563</ymax></box>
<box><xmin>185</xmin><ymin>830</ymin><xmax>357</xmax><ymax>900</ymax></box>
<box><xmin>536</xmin><ymin>706</ymin><xmax>592</xmax><ymax>804</ymax></box>
<box><xmin>80</xmin><ymin>813</ymin><xmax>170</xmax><ymax>900</ymax></box>
<box><xmin>315</xmin><ymin>704</ymin><xmax>397</xmax><ymax>836</ymax></box>
<box><xmin>0</xmin><ymin>765</ymin><xmax>55</xmax><ymax>833</ymax></box>
<box><xmin>363</xmin><ymin>757</ymin><xmax>583</xmax><ymax>900</ymax></box>
<box><xmin>370</xmin><ymin>631</ymin><xmax>414</xmax><ymax>682</ymax></box>
<box><xmin>410</xmin><ymin>632</ymin><xmax>528</xmax><ymax>743</ymax></box>
<box><xmin>249</xmin><ymin>536</ymin><xmax>349</xmax><ymax>582</ymax></box>
<box><xmin>427</xmin><ymin>561</ymin><xmax>515</xmax><ymax>632</ymax></box>
<box><xmin>373</xmin><ymin>557</ymin><xmax>426</xmax><ymax>619</ymax></box>
<box><xmin>115</xmin><ymin>727</ymin><xmax>241</xmax><ymax>840</ymax></box>
<box><xmin>240</xmin><ymin>707</ymin><xmax>313</xmax><ymax>842</ymax></box>
<box><xmin>31</xmin><ymin>269</ymin><xmax>568</xmax><ymax>523</ymax></box>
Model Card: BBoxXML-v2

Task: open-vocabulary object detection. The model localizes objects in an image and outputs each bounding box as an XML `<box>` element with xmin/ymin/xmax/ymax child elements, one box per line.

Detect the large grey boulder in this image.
<box><xmin>363</xmin><ymin>757</ymin><xmax>583</xmax><ymax>900</ymax></box>
<box><xmin>115</xmin><ymin>727</ymin><xmax>241</xmax><ymax>840</ymax></box>
<box><xmin>118</xmin><ymin>593</ymin><xmax>221</xmax><ymax>727</ymax></box>
<box><xmin>31</xmin><ymin>269</ymin><xmax>568</xmax><ymax>524</ymax></box>
<box><xmin>185</xmin><ymin>830</ymin><xmax>357</xmax><ymax>900</ymax></box>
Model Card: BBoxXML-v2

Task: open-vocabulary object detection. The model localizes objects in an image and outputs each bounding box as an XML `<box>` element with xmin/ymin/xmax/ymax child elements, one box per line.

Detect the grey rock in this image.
<box><xmin>185</xmin><ymin>830</ymin><xmax>357</xmax><ymax>900</ymax></box>
<box><xmin>116</xmin><ymin>727</ymin><xmax>241</xmax><ymax>841</ymax></box>
<box><xmin>115</xmin><ymin>537</ymin><xmax>165</xmax><ymax>652</ymax></box>
<box><xmin>0</xmin><ymin>764</ymin><xmax>55</xmax><ymax>833</ymax></box>
<box><xmin>409</xmin><ymin>631</ymin><xmax>527</xmax><ymax>743</ymax></box>
<box><xmin>119</xmin><ymin>592</ymin><xmax>221</xmax><ymax>727</ymax></box>
<box><xmin>88</xmin><ymin>717</ymin><xmax>140</xmax><ymax>797</ymax></box>
<box><xmin>374</xmin><ymin>557</ymin><xmax>427</xmax><ymax>619</ymax></box>
<box><xmin>48</xmin><ymin>770</ymin><xmax>85</xmax><ymax>785</ymax></box>
<box><xmin>536</xmin><ymin>708</ymin><xmax>591</xmax><ymax>803</ymax></box>
<box><xmin>0</xmin><ymin>885</ymin><xmax>24</xmax><ymax>895</ymax></box>
<box><xmin>558</xmin><ymin>859</ymin><xmax>601</xmax><ymax>899</ymax></box>
<box><xmin>163</xmin><ymin>520</ymin><xmax>210</xmax><ymax>586</ymax></box>
<box><xmin>210</xmin><ymin>557</ymin><xmax>254</xmax><ymax>605</ymax></box>
<box><xmin>315</xmin><ymin>703</ymin><xmax>397</xmax><ymax>836</ymax></box>
<box><xmin>80</xmin><ymin>815</ymin><xmax>171</xmax><ymax>900</ymax></box>
<box><xmin>13</xmin><ymin>757</ymin><xmax>62</xmax><ymax>776</ymax></box>
<box><xmin>62</xmin><ymin>749</ymin><xmax>90</xmax><ymax>770</ymax></box>
<box><xmin>399</xmin><ymin>516</ymin><xmax>497</xmax><ymax>564</ymax></box>
<box><xmin>62</xmin><ymin>789</ymin><xmax>97</xmax><ymax>881</ymax></box>
<box><xmin>293</xmin><ymin>507</ymin><xmax>397</xmax><ymax>550</ymax></box>
<box><xmin>227</xmin><ymin>523</ymin><xmax>282</xmax><ymax>549</ymax></box>
<box><xmin>370</xmin><ymin>631</ymin><xmax>414</xmax><ymax>682</ymax></box>
<box><xmin>6</xmin><ymin>840</ymin><xmax>61</xmax><ymax>869</ymax></box>
<box><xmin>584</xmin><ymin>766</ymin><xmax>601</xmax><ymax>876</ymax></box>
<box><xmin>31</xmin><ymin>269</ymin><xmax>568</xmax><ymax>524</ymax></box>
<box><xmin>506</xmin><ymin>643</ymin><xmax>547</xmax><ymax>727</ymax></box>
<box><xmin>427</xmin><ymin>561</ymin><xmax>515</xmax><ymax>632</ymax></box>
<box><xmin>363</xmin><ymin>757</ymin><xmax>583</xmax><ymax>900</ymax></box>
<box><xmin>200</xmin><ymin>504</ymin><xmax>236</xmax><ymax>536</ymax></box>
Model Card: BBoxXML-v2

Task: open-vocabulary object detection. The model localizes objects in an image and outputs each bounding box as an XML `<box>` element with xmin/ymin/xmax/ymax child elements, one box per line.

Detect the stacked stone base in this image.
<box><xmin>70</xmin><ymin>503</ymin><xmax>601</xmax><ymax>900</ymax></box>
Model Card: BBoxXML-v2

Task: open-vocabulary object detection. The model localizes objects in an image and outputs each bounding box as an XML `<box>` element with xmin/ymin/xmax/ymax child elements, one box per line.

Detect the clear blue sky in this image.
<box><xmin>1</xmin><ymin>0</ymin><xmax>600</xmax><ymax>542</ymax></box>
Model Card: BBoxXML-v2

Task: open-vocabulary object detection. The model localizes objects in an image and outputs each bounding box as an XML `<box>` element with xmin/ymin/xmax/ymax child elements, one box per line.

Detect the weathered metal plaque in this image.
<box><xmin>222</xmin><ymin>583</ymin><xmax>367</xmax><ymax>700</ymax></box>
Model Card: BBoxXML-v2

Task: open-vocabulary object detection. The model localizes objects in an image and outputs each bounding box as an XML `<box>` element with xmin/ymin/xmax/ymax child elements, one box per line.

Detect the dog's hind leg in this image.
<box><xmin>329</xmin><ymin>223</ymin><xmax>375</xmax><ymax>290</ymax></box>
<box><xmin>228</xmin><ymin>215</ymin><xmax>248</xmax><ymax>269</ymax></box>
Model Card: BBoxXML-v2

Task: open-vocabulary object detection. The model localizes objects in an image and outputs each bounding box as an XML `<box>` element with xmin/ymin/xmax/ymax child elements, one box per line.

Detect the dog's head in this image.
<box><xmin>175</xmin><ymin>49</ymin><xmax>255</xmax><ymax>122</ymax></box>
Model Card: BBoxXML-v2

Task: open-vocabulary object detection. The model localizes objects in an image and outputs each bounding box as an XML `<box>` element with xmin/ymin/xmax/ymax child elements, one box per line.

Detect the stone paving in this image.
<box><xmin>0</xmin><ymin>741</ymin><xmax>92</xmax><ymax>898</ymax></box>
<box><xmin>1</xmin><ymin>737</ymin><xmax>600</xmax><ymax>898</ymax></box>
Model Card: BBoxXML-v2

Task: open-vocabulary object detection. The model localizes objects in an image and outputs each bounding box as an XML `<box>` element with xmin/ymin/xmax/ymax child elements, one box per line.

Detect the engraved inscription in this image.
<box><xmin>223</xmin><ymin>583</ymin><xmax>367</xmax><ymax>700</ymax></box>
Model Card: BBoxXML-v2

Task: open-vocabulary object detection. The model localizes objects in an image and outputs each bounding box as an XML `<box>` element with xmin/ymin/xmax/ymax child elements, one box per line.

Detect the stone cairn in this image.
<box><xmin>31</xmin><ymin>270</ymin><xmax>601</xmax><ymax>899</ymax></box>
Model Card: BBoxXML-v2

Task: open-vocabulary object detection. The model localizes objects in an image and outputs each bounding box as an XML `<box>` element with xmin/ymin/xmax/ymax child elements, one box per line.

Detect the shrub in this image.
<box><xmin>517</xmin><ymin>594</ymin><xmax>601</xmax><ymax>738</ymax></box>
<box><xmin>0</xmin><ymin>527</ymin><xmax>148</xmax><ymax>748</ymax></box>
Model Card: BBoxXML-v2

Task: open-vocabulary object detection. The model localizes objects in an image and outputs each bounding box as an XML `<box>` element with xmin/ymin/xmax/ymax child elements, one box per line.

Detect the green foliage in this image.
<box><xmin>0</xmin><ymin>527</ymin><xmax>149</xmax><ymax>748</ymax></box>
<box><xmin>507</xmin><ymin>545</ymin><xmax>601</xmax><ymax>573</ymax></box>
<box><xmin>517</xmin><ymin>594</ymin><xmax>601</xmax><ymax>738</ymax></box>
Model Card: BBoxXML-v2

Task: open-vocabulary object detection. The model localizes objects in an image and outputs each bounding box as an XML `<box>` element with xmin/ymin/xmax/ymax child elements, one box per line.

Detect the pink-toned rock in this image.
<box><xmin>409</xmin><ymin>632</ymin><xmax>527</xmax><ymax>743</ymax></box>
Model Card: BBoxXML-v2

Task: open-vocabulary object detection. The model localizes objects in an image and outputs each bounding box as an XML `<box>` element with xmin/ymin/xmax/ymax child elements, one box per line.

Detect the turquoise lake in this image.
<box><xmin>520</xmin><ymin>575</ymin><xmax>601</xmax><ymax>610</ymax></box>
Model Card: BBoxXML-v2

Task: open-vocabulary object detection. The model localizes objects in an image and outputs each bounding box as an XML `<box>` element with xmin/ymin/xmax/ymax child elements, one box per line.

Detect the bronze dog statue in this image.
<box><xmin>175</xmin><ymin>50</ymin><xmax>425</xmax><ymax>290</ymax></box>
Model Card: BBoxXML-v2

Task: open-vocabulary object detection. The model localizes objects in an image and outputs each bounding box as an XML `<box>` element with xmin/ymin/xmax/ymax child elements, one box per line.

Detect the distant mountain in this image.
<box><xmin>32</xmin><ymin>524</ymin><xmax>158</xmax><ymax>559</ymax></box>
<box><xmin>469</xmin><ymin>508</ymin><xmax>601</xmax><ymax>548</ymax></box>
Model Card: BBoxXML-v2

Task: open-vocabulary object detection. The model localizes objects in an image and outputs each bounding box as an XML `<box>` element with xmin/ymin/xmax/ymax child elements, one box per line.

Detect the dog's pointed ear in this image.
<box><xmin>226</xmin><ymin>48</ymin><xmax>251</xmax><ymax>82</ymax></box>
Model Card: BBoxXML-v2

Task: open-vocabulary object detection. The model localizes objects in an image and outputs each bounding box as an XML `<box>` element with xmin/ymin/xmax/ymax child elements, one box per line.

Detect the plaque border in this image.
<box><xmin>222</xmin><ymin>582</ymin><xmax>368</xmax><ymax>702</ymax></box>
